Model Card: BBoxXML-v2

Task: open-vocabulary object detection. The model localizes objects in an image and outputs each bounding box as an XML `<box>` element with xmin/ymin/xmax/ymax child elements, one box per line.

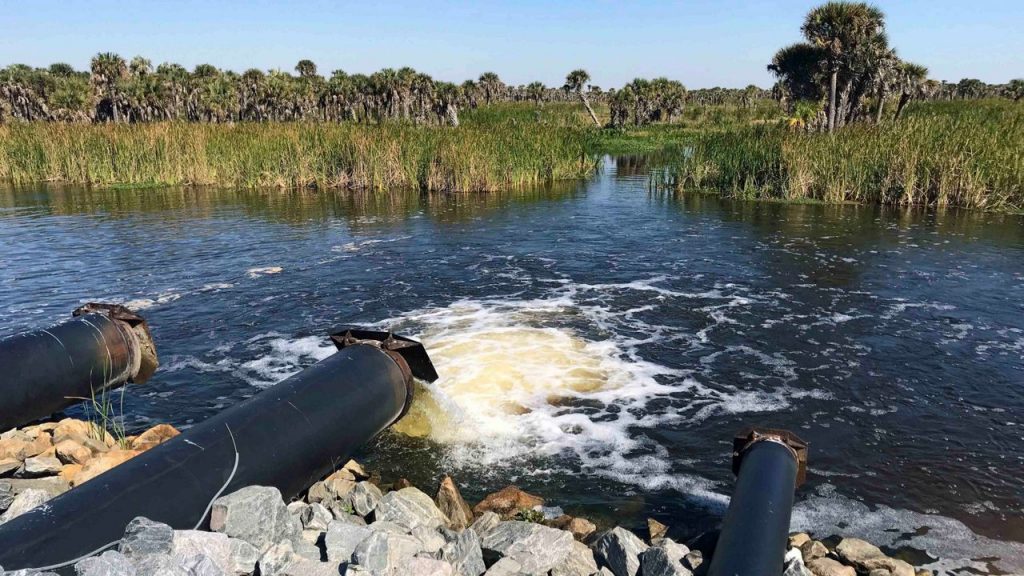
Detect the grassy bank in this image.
<box><xmin>0</xmin><ymin>120</ymin><xmax>597</xmax><ymax>192</ymax></box>
<box><xmin>655</xmin><ymin>100</ymin><xmax>1023</xmax><ymax>211</ymax></box>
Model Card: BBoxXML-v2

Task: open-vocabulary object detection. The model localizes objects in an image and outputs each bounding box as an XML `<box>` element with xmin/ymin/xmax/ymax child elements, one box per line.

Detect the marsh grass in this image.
<box><xmin>656</xmin><ymin>100</ymin><xmax>1023</xmax><ymax>211</ymax></box>
<box><xmin>0</xmin><ymin>120</ymin><xmax>598</xmax><ymax>192</ymax></box>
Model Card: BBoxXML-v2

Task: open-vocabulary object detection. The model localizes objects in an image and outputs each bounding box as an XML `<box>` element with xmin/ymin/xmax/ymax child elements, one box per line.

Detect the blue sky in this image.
<box><xmin>1</xmin><ymin>1</ymin><xmax>1020</xmax><ymax>88</ymax></box>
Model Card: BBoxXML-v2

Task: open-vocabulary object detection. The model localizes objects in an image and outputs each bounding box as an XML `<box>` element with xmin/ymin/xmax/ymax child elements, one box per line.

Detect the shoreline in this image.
<box><xmin>1</xmin><ymin>418</ymin><xmax>936</xmax><ymax>575</ymax></box>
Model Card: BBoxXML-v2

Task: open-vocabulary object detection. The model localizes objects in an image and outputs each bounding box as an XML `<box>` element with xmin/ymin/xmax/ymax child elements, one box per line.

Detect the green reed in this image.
<box><xmin>0</xmin><ymin>119</ymin><xmax>598</xmax><ymax>192</ymax></box>
<box><xmin>656</xmin><ymin>100</ymin><xmax>1024</xmax><ymax>211</ymax></box>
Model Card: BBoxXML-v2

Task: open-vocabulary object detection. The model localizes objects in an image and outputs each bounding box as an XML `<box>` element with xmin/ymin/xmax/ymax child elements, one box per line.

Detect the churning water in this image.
<box><xmin>1</xmin><ymin>157</ymin><xmax>1022</xmax><ymax>574</ymax></box>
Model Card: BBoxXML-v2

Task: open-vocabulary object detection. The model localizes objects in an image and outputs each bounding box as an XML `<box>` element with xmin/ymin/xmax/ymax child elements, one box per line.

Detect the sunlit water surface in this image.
<box><xmin>1</xmin><ymin>157</ymin><xmax>1022</xmax><ymax>574</ymax></box>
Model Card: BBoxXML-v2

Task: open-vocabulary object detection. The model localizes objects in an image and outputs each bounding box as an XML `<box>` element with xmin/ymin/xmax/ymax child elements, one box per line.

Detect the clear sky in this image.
<box><xmin>1</xmin><ymin>1</ymin><xmax>1021</xmax><ymax>89</ymax></box>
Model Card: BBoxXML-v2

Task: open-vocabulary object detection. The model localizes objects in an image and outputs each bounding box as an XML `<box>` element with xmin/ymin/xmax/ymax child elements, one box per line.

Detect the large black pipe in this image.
<box><xmin>707</xmin><ymin>428</ymin><xmax>808</xmax><ymax>576</ymax></box>
<box><xmin>0</xmin><ymin>303</ymin><xmax>159</xmax><ymax>432</ymax></box>
<box><xmin>0</xmin><ymin>329</ymin><xmax>436</xmax><ymax>571</ymax></box>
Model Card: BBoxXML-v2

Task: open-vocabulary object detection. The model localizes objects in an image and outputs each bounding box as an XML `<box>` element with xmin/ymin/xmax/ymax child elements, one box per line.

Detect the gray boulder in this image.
<box><xmin>180</xmin><ymin>554</ymin><xmax>227</xmax><ymax>576</ymax></box>
<box><xmin>650</xmin><ymin>538</ymin><xmax>689</xmax><ymax>565</ymax></box>
<box><xmin>682</xmin><ymin>550</ymin><xmax>702</xmax><ymax>572</ymax></box>
<box><xmin>21</xmin><ymin>455</ymin><xmax>62</xmax><ymax>477</ymax></box>
<box><xmin>74</xmin><ymin>550</ymin><xmax>136</xmax><ymax>576</ymax></box>
<box><xmin>550</xmin><ymin>540</ymin><xmax>599</xmax><ymax>576</ymax></box>
<box><xmin>411</xmin><ymin>525</ymin><xmax>447</xmax><ymax>555</ymax></box>
<box><xmin>470</xmin><ymin>511</ymin><xmax>501</xmax><ymax>538</ymax></box>
<box><xmin>0</xmin><ymin>488</ymin><xmax>49</xmax><ymax>524</ymax></box>
<box><xmin>373</xmin><ymin>487</ymin><xmax>448</xmax><ymax>532</ymax></box>
<box><xmin>483</xmin><ymin>557</ymin><xmax>525</xmax><ymax>575</ymax></box>
<box><xmin>639</xmin><ymin>547</ymin><xmax>692</xmax><ymax>576</ymax></box>
<box><xmin>325</xmin><ymin>521</ymin><xmax>372</xmax><ymax>563</ymax></box>
<box><xmin>407</xmin><ymin>557</ymin><xmax>457</xmax><ymax>576</ymax></box>
<box><xmin>591</xmin><ymin>527</ymin><xmax>649</xmax><ymax>576</ymax></box>
<box><xmin>120</xmin><ymin>517</ymin><xmax>174</xmax><ymax>558</ymax></box>
<box><xmin>438</xmin><ymin>526</ymin><xmax>486</xmax><ymax>576</ymax></box>
<box><xmin>0</xmin><ymin>480</ymin><xmax>13</xmax><ymax>512</ymax></box>
<box><xmin>209</xmin><ymin>486</ymin><xmax>299</xmax><ymax>552</ymax></box>
<box><xmin>479</xmin><ymin>520</ymin><xmax>573</xmax><ymax>574</ymax></box>
<box><xmin>368</xmin><ymin>520</ymin><xmax>409</xmax><ymax>535</ymax></box>
<box><xmin>351</xmin><ymin>531</ymin><xmax>421</xmax><ymax>573</ymax></box>
<box><xmin>133</xmin><ymin>554</ymin><xmax>191</xmax><ymax>576</ymax></box>
<box><xmin>348</xmin><ymin>481</ymin><xmax>383</xmax><ymax>517</ymax></box>
<box><xmin>302</xmin><ymin>502</ymin><xmax>333</xmax><ymax>532</ymax></box>
<box><xmin>171</xmin><ymin>530</ymin><xmax>259</xmax><ymax>576</ymax></box>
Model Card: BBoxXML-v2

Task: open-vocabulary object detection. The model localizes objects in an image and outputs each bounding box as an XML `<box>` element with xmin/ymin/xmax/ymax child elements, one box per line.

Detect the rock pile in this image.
<box><xmin>0</xmin><ymin>421</ymin><xmax>935</xmax><ymax>576</ymax></box>
<box><xmin>0</xmin><ymin>419</ymin><xmax>179</xmax><ymax>526</ymax></box>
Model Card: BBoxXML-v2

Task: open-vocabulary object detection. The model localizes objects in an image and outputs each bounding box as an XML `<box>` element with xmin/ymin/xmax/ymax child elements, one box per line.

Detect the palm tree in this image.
<box><xmin>526</xmin><ymin>81</ymin><xmax>546</xmax><ymax>106</ymax></box>
<box><xmin>478</xmin><ymin>72</ymin><xmax>504</xmax><ymax>106</ymax></box>
<box><xmin>1007</xmin><ymin>79</ymin><xmax>1024</xmax><ymax>102</ymax></box>
<box><xmin>768</xmin><ymin>42</ymin><xmax>826</xmax><ymax>111</ymax></box>
<box><xmin>563</xmin><ymin>69</ymin><xmax>600</xmax><ymax>126</ymax></box>
<box><xmin>90</xmin><ymin>52</ymin><xmax>128</xmax><ymax>122</ymax></box>
<box><xmin>893</xmin><ymin>62</ymin><xmax>928</xmax><ymax>120</ymax></box>
<box><xmin>295</xmin><ymin>59</ymin><xmax>318</xmax><ymax>79</ymax></box>
<box><xmin>801</xmin><ymin>2</ymin><xmax>885</xmax><ymax>132</ymax></box>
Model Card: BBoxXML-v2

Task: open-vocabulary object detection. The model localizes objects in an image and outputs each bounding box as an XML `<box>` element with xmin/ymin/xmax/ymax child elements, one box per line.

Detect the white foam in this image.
<box><xmin>247</xmin><ymin>266</ymin><xmax>283</xmax><ymax>278</ymax></box>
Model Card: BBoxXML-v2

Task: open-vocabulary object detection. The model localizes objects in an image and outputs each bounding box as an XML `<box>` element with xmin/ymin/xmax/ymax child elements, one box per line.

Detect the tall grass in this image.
<box><xmin>0</xmin><ymin>120</ymin><xmax>598</xmax><ymax>192</ymax></box>
<box><xmin>656</xmin><ymin>100</ymin><xmax>1024</xmax><ymax>211</ymax></box>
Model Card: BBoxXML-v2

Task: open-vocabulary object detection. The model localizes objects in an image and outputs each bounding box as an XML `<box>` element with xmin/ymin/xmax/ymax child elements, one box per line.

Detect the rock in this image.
<box><xmin>407</xmin><ymin>557</ymin><xmax>456</xmax><ymax>576</ymax></box>
<box><xmin>436</xmin><ymin>475</ymin><xmax>474</xmax><ymax>529</ymax></box>
<box><xmin>181</xmin><ymin>554</ymin><xmax>227</xmax><ymax>576</ymax></box>
<box><xmin>868</xmin><ymin>570</ymin><xmax>890</xmax><ymax>576</ymax></box>
<box><xmin>54</xmin><ymin>418</ymin><xmax>93</xmax><ymax>440</ymax></box>
<box><xmin>368</xmin><ymin>520</ymin><xmax>409</xmax><ymax>535</ymax></box>
<box><xmin>351</xmin><ymin>530</ymin><xmax>421</xmax><ymax>573</ymax></box>
<box><xmin>807</xmin><ymin>557</ymin><xmax>856</xmax><ymax>576</ymax></box>
<box><xmin>342</xmin><ymin>459</ymin><xmax>370</xmax><ymax>480</ymax></box>
<box><xmin>551</xmin><ymin>540</ymin><xmax>600</xmax><ymax>576</ymax></box>
<box><xmin>472</xmin><ymin>486</ymin><xmax>544</xmax><ymax>519</ymax></box>
<box><xmin>256</xmin><ymin>541</ymin><xmax>296</xmax><ymax>576</ymax></box>
<box><xmin>22</xmin><ymin>455</ymin><xmax>62</xmax><ymax>477</ymax></box>
<box><xmin>647</xmin><ymin>518</ymin><xmax>669</xmax><ymax>542</ymax></box>
<box><xmin>484</xmin><ymin>557</ymin><xmax>525</xmax><ymax>576</ymax></box>
<box><xmin>835</xmin><ymin>538</ymin><xmax>914</xmax><ymax>576</ymax></box>
<box><xmin>0</xmin><ymin>457</ymin><xmax>21</xmax><ymax>477</ymax></box>
<box><xmin>393</xmin><ymin>478</ymin><xmax>413</xmax><ymax>490</ymax></box>
<box><xmin>290</xmin><ymin>536</ymin><xmax>322</xmax><ymax>562</ymax></box>
<box><xmin>349</xmin><ymin>481</ymin><xmax>383</xmax><ymax>517</ymax></box>
<box><xmin>374</xmin><ymin>487</ymin><xmax>448</xmax><ymax>532</ymax></box>
<box><xmin>210</xmin><ymin>486</ymin><xmax>299</xmax><ymax>552</ymax></box>
<box><xmin>800</xmin><ymin>540</ymin><xmax>829</xmax><ymax>562</ymax></box>
<box><xmin>74</xmin><ymin>449</ymin><xmax>140</xmax><ymax>486</ymax></box>
<box><xmin>120</xmin><ymin>516</ymin><xmax>174</xmax><ymax>557</ymax></box>
<box><xmin>480</xmin><ymin>520</ymin><xmax>573</xmax><ymax>574</ymax></box>
<box><xmin>134</xmin><ymin>553</ymin><xmax>191</xmax><ymax>576</ymax></box>
<box><xmin>0</xmin><ymin>433</ymin><xmax>50</xmax><ymax>461</ymax></box>
<box><xmin>438</xmin><ymin>526</ymin><xmax>486</xmax><ymax>576</ymax></box>
<box><xmin>470</xmin><ymin>511</ymin><xmax>501</xmax><ymax>538</ymax></box>
<box><xmin>682</xmin><ymin>550</ymin><xmax>703</xmax><ymax>571</ymax></box>
<box><xmin>55</xmin><ymin>439</ymin><xmax>95</xmax><ymax>465</ymax></box>
<box><xmin>0</xmin><ymin>488</ymin><xmax>49</xmax><ymax>524</ymax></box>
<box><xmin>74</xmin><ymin>550</ymin><xmax>136</xmax><ymax>576</ymax></box>
<box><xmin>784</xmin><ymin>548</ymin><xmax>814</xmax><ymax>576</ymax></box>
<box><xmin>324</xmin><ymin>520</ymin><xmax>372</xmax><ymax>563</ymax></box>
<box><xmin>651</xmin><ymin>538</ymin><xmax>689</xmax><ymax>565</ymax></box>
<box><xmin>591</xmin><ymin>527</ymin><xmax>649</xmax><ymax>576</ymax></box>
<box><xmin>639</xmin><ymin>546</ymin><xmax>692</xmax><ymax>576</ymax></box>
<box><xmin>301</xmin><ymin>502</ymin><xmax>332</xmax><ymax>532</ymax></box>
<box><xmin>334</xmin><ymin>512</ymin><xmax>368</xmax><ymax>526</ymax></box>
<box><xmin>411</xmin><ymin>525</ymin><xmax>447</xmax><ymax>555</ymax></box>
<box><xmin>546</xmin><ymin>515</ymin><xmax>597</xmax><ymax>542</ymax></box>
<box><xmin>61</xmin><ymin>463</ymin><xmax>84</xmax><ymax>483</ymax></box>
<box><xmin>915</xmin><ymin>571</ymin><xmax>932</xmax><ymax>576</ymax></box>
<box><xmin>172</xmin><ymin>530</ymin><xmax>259</xmax><ymax>576</ymax></box>
<box><xmin>130</xmin><ymin>424</ymin><xmax>180</xmax><ymax>452</ymax></box>
<box><xmin>307</xmin><ymin>481</ymin><xmax>331</xmax><ymax>505</ymax></box>
<box><xmin>789</xmin><ymin>533</ymin><xmax>812</xmax><ymax>549</ymax></box>
<box><xmin>0</xmin><ymin>481</ymin><xmax>12</xmax><ymax>512</ymax></box>
<box><xmin>7</xmin><ymin>476</ymin><xmax>70</xmax><ymax>497</ymax></box>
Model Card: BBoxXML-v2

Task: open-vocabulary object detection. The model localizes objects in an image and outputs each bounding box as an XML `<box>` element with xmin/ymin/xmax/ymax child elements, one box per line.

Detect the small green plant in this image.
<box><xmin>513</xmin><ymin>508</ymin><xmax>545</xmax><ymax>523</ymax></box>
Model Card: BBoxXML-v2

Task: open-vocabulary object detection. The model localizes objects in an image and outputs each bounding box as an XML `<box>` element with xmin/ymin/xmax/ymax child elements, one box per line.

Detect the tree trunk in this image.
<box><xmin>579</xmin><ymin>93</ymin><xmax>600</xmax><ymax>126</ymax></box>
<box><xmin>875</xmin><ymin>90</ymin><xmax>886</xmax><ymax>124</ymax></box>
<box><xmin>894</xmin><ymin>93</ymin><xmax>910</xmax><ymax>120</ymax></box>
<box><xmin>827</xmin><ymin>70</ymin><xmax>837</xmax><ymax>133</ymax></box>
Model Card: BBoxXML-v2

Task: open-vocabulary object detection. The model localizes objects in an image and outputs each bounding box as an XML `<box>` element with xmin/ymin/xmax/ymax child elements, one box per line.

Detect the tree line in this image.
<box><xmin>768</xmin><ymin>1</ymin><xmax>1023</xmax><ymax>132</ymax></box>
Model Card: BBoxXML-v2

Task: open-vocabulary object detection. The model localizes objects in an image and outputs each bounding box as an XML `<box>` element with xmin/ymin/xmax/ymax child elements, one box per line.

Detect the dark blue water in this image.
<box><xmin>1</xmin><ymin>158</ymin><xmax>1022</xmax><ymax>574</ymax></box>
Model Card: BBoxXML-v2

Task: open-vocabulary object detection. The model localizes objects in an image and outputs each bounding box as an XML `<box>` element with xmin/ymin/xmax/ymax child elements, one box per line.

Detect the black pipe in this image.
<box><xmin>0</xmin><ymin>303</ymin><xmax>159</xmax><ymax>432</ymax></box>
<box><xmin>707</xmin><ymin>428</ymin><xmax>808</xmax><ymax>576</ymax></box>
<box><xmin>0</xmin><ymin>329</ymin><xmax>436</xmax><ymax>571</ymax></box>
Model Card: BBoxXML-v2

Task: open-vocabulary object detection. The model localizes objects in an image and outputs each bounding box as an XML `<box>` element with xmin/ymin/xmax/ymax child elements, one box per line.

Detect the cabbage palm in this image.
<box><xmin>893</xmin><ymin>62</ymin><xmax>928</xmax><ymax>120</ymax></box>
<box><xmin>563</xmin><ymin>69</ymin><xmax>600</xmax><ymax>126</ymax></box>
<box><xmin>801</xmin><ymin>2</ymin><xmax>885</xmax><ymax>132</ymax></box>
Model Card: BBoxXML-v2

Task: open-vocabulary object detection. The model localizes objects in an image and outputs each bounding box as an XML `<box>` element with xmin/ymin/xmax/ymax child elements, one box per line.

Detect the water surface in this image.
<box><xmin>1</xmin><ymin>158</ymin><xmax>1022</xmax><ymax>574</ymax></box>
